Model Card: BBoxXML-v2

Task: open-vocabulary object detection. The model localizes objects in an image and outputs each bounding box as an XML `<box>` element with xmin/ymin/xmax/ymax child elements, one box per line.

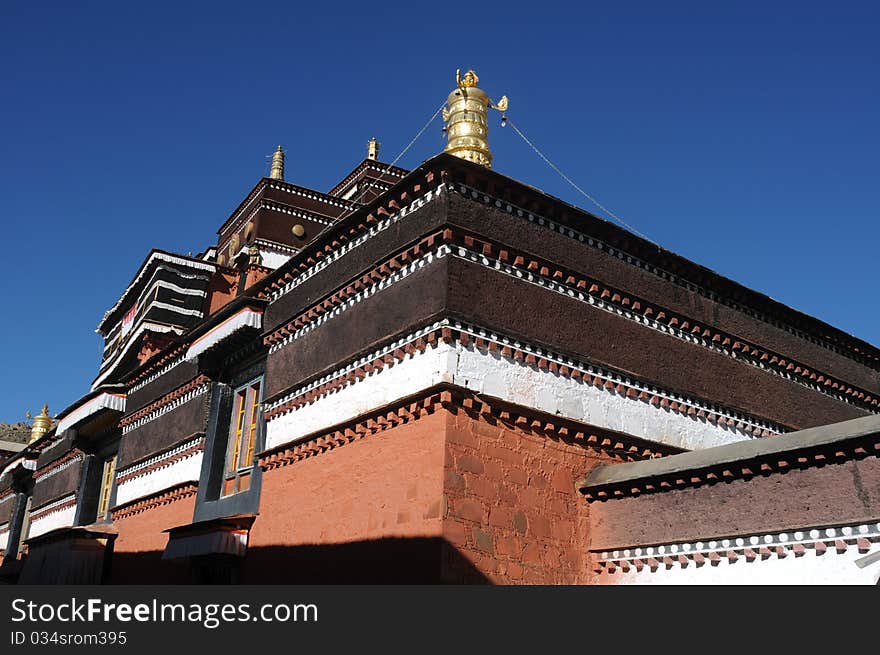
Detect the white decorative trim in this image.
<box><xmin>221</xmin><ymin>180</ymin><xmax>355</xmax><ymax>239</ymax></box>
<box><xmin>451</xmin><ymin>182</ymin><xmax>874</xmax><ymax>368</ymax></box>
<box><xmin>102</xmin><ymin>279</ymin><xmax>207</xmax><ymax>354</ymax></box>
<box><xmin>253</xmin><ymin>239</ymin><xmax>298</xmax><ymax>256</ymax></box>
<box><xmin>265</xmin><ymin>321</ymin><xmax>446</xmax><ymax>415</ymax></box>
<box><xmin>267</xmin><ymin>181</ymin><xmax>356</xmax><ymax>211</ymax></box>
<box><xmin>185</xmin><ymin>308</ymin><xmax>263</xmax><ymax>360</ymax></box>
<box><xmin>261</xmin><ymin>199</ymin><xmax>334</xmax><ymax>226</ymax></box>
<box><xmin>220</xmin><ymin>183</ymin><xmax>266</xmax><ymax>237</ymax></box>
<box><xmin>116</xmin><ymin>436</ymin><xmax>203</xmax><ymax>480</ymax></box>
<box><xmin>448</xmin><ymin>244</ymin><xmax>875</xmax><ymax>411</ymax></box>
<box><xmin>265</xmin><ymin>321</ymin><xmax>775</xmax><ymax>453</ymax></box>
<box><xmin>331</xmin><ymin>162</ymin><xmax>406</xmax><ymax>198</ymax></box>
<box><xmin>99</xmin><ymin>322</ymin><xmax>180</xmax><ymax>370</ymax></box>
<box><xmin>268</xmin><ymin>185</ymin><xmax>445</xmax><ymax>304</ymax></box>
<box><xmin>128</xmin><ymin>355</ymin><xmax>186</xmax><ymax>394</ymax></box>
<box><xmin>55</xmin><ymin>393</ymin><xmax>126</xmax><ymax>435</ymax></box>
<box><xmin>121</xmin><ymin>383</ymin><xmax>210</xmax><ymax>435</ymax></box>
<box><xmin>114</xmin><ymin>451</ymin><xmax>203</xmax><ymax>507</ymax></box>
<box><xmin>269</xmin><ymin>247</ymin><xmax>449</xmax><ymax>354</ymax></box>
<box><xmin>27</xmin><ymin>497</ymin><xmax>77</xmax><ymax>539</ymax></box>
<box><xmin>595</xmin><ymin>520</ymin><xmax>880</xmax><ymax>585</ymax></box>
<box><xmin>30</xmin><ymin>494</ymin><xmax>76</xmax><ymax>517</ymax></box>
<box><xmin>0</xmin><ymin>526</ymin><xmax>8</xmax><ymax>552</ymax></box>
<box><xmin>34</xmin><ymin>453</ymin><xmax>84</xmax><ymax>483</ymax></box>
<box><xmin>270</xmin><ymin>230</ymin><xmax>870</xmax><ymax>412</ymax></box>
<box><xmin>92</xmin><ymin>322</ymin><xmax>184</xmax><ymax>390</ymax></box>
<box><xmin>340</xmin><ymin>180</ymin><xmax>393</xmax><ymax>201</ymax></box>
<box><xmin>148</xmin><ymin>301</ymin><xmax>204</xmax><ymax>318</ymax></box>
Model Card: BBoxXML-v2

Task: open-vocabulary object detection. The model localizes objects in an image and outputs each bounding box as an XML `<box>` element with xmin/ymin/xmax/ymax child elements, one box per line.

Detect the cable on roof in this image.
<box><xmin>337</xmin><ymin>102</ymin><xmax>447</xmax><ymax>221</ymax></box>
<box><xmin>504</xmin><ymin>116</ymin><xmax>658</xmax><ymax>246</ymax></box>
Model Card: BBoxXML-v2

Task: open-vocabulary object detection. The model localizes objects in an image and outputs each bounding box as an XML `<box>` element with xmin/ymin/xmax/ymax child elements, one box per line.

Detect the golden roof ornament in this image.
<box><xmin>367</xmin><ymin>137</ymin><xmax>379</xmax><ymax>161</ymax></box>
<box><xmin>27</xmin><ymin>404</ymin><xmax>52</xmax><ymax>444</ymax></box>
<box><xmin>247</xmin><ymin>243</ymin><xmax>262</xmax><ymax>267</ymax></box>
<box><xmin>269</xmin><ymin>145</ymin><xmax>285</xmax><ymax>180</ymax></box>
<box><xmin>442</xmin><ymin>69</ymin><xmax>508</xmax><ymax>168</ymax></box>
<box><xmin>457</xmin><ymin>69</ymin><xmax>479</xmax><ymax>88</ymax></box>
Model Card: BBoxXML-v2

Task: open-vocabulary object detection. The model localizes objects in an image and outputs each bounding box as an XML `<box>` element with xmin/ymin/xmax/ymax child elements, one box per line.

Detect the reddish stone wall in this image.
<box><xmin>100</xmin><ymin>404</ymin><xmax>648</xmax><ymax>584</ymax></box>
<box><xmin>110</xmin><ymin>492</ymin><xmax>197</xmax><ymax>584</ymax></box>
<box><xmin>589</xmin><ymin>456</ymin><xmax>880</xmax><ymax>551</ymax></box>
<box><xmin>245</xmin><ymin>411</ymin><xmax>447</xmax><ymax>582</ymax></box>
<box><xmin>442</xmin><ymin>408</ymin><xmax>621</xmax><ymax>584</ymax></box>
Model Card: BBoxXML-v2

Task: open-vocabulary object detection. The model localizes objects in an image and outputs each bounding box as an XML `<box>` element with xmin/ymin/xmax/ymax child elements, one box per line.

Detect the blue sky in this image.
<box><xmin>0</xmin><ymin>1</ymin><xmax>877</xmax><ymax>422</ymax></box>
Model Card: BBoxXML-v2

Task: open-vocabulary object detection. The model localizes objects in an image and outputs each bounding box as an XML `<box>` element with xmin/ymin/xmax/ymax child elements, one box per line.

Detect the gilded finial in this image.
<box><xmin>28</xmin><ymin>404</ymin><xmax>52</xmax><ymax>443</ymax></box>
<box><xmin>269</xmin><ymin>145</ymin><xmax>285</xmax><ymax>181</ymax></box>
<box><xmin>443</xmin><ymin>68</ymin><xmax>508</xmax><ymax>168</ymax></box>
<box><xmin>456</xmin><ymin>69</ymin><xmax>479</xmax><ymax>88</ymax></box>
<box><xmin>247</xmin><ymin>243</ymin><xmax>262</xmax><ymax>267</ymax></box>
<box><xmin>367</xmin><ymin>137</ymin><xmax>379</xmax><ymax>161</ymax></box>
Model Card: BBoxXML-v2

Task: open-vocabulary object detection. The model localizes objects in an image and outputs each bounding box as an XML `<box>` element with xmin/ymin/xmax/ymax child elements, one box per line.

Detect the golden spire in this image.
<box><xmin>28</xmin><ymin>404</ymin><xmax>52</xmax><ymax>443</ymax></box>
<box><xmin>442</xmin><ymin>69</ymin><xmax>508</xmax><ymax>168</ymax></box>
<box><xmin>367</xmin><ymin>137</ymin><xmax>379</xmax><ymax>161</ymax></box>
<box><xmin>269</xmin><ymin>145</ymin><xmax>285</xmax><ymax>180</ymax></box>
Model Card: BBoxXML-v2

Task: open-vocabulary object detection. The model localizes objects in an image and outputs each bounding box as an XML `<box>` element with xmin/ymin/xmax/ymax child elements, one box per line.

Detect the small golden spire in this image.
<box><xmin>28</xmin><ymin>404</ymin><xmax>52</xmax><ymax>443</ymax></box>
<box><xmin>442</xmin><ymin>69</ymin><xmax>508</xmax><ymax>168</ymax></box>
<box><xmin>367</xmin><ymin>137</ymin><xmax>379</xmax><ymax>161</ymax></box>
<box><xmin>269</xmin><ymin>145</ymin><xmax>285</xmax><ymax>180</ymax></box>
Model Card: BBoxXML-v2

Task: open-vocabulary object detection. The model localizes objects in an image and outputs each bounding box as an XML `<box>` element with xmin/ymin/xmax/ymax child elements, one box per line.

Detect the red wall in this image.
<box><xmin>244</xmin><ymin>411</ymin><xmax>447</xmax><ymax>582</ymax></box>
<box><xmin>103</xmin><ymin>406</ymin><xmax>631</xmax><ymax>584</ymax></box>
<box><xmin>110</xmin><ymin>493</ymin><xmax>196</xmax><ymax>584</ymax></box>
<box><xmin>442</xmin><ymin>408</ymin><xmax>619</xmax><ymax>584</ymax></box>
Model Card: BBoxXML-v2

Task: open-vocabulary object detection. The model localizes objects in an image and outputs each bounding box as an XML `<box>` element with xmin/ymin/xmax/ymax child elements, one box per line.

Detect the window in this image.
<box><xmin>96</xmin><ymin>455</ymin><xmax>117</xmax><ymax>521</ymax></box>
<box><xmin>221</xmin><ymin>378</ymin><xmax>262</xmax><ymax>497</ymax></box>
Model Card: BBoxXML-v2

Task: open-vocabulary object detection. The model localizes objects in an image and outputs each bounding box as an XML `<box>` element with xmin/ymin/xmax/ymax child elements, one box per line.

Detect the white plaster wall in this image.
<box><xmin>0</xmin><ymin>525</ymin><xmax>8</xmax><ymax>552</ymax></box>
<box><xmin>265</xmin><ymin>343</ymin><xmax>455</xmax><ymax>450</ymax></box>
<box><xmin>28</xmin><ymin>504</ymin><xmax>76</xmax><ymax>539</ymax></box>
<box><xmin>259</xmin><ymin>250</ymin><xmax>291</xmax><ymax>269</ymax></box>
<box><xmin>114</xmin><ymin>452</ymin><xmax>203</xmax><ymax>507</ymax></box>
<box><xmin>266</xmin><ymin>342</ymin><xmax>752</xmax><ymax>452</ymax></box>
<box><xmin>601</xmin><ymin>545</ymin><xmax>880</xmax><ymax>585</ymax></box>
<box><xmin>453</xmin><ymin>346</ymin><xmax>751</xmax><ymax>450</ymax></box>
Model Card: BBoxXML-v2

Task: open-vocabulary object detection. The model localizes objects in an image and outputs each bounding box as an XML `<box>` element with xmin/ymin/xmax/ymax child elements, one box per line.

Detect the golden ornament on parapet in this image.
<box><xmin>442</xmin><ymin>68</ymin><xmax>509</xmax><ymax>168</ymax></box>
<box><xmin>27</xmin><ymin>404</ymin><xmax>52</xmax><ymax>443</ymax></box>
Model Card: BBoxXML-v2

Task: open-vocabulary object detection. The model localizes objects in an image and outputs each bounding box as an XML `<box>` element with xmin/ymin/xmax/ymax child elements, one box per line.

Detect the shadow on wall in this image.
<box><xmin>109</xmin><ymin>537</ymin><xmax>490</xmax><ymax>584</ymax></box>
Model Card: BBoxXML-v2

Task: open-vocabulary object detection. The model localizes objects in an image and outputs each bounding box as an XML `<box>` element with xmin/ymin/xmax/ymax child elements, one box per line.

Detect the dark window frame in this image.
<box><xmin>74</xmin><ymin>434</ymin><xmax>120</xmax><ymax>527</ymax></box>
<box><xmin>220</xmin><ymin>376</ymin><xmax>263</xmax><ymax>498</ymax></box>
<box><xmin>193</xmin><ymin>358</ymin><xmax>266</xmax><ymax>523</ymax></box>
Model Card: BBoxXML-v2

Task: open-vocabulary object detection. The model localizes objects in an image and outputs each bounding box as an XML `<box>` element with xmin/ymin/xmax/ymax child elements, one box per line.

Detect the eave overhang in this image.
<box><xmin>181</xmin><ymin>295</ymin><xmax>266</xmax><ymax>362</ymax></box>
<box><xmin>578</xmin><ymin>413</ymin><xmax>880</xmax><ymax>500</ymax></box>
<box><xmin>54</xmin><ymin>387</ymin><xmax>127</xmax><ymax>437</ymax></box>
<box><xmin>97</xmin><ymin>249</ymin><xmax>216</xmax><ymax>336</ymax></box>
<box><xmin>162</xmin><ymin>514</ymin><xmax>256</xmax><ymax>560</ymax></box>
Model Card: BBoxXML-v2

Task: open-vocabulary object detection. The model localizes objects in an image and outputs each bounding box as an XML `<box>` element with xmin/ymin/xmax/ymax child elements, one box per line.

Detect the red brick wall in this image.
<box><xmin>101</xmin><ymin>405</ymin><xmax>633</xmax><ymax>584</ymax></box>
<box><xmin>245</xmin><ymin>411</ymin><xmax>447</xmax><ymax>582</ymax></box>
<box><xmin>442</xmin><ymin>408</ymin><xmax>620</xmax><ymax>584</ymax></box>
<box><xmin>110</xmin><ymin>493</ymin><xmax>196</xmax><ymax>584</ymax></box>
